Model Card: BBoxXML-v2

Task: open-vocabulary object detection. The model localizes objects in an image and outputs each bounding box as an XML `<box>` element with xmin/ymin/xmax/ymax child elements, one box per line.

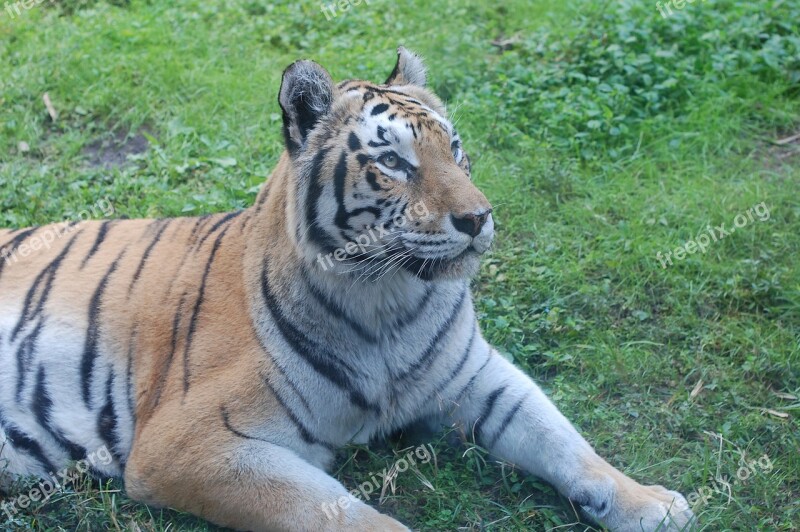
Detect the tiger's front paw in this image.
<box><xmin>353</xmin><ymin>506</ymin><xmax>411</xmax><ymax>532</ymax></box>
<box><xmin>364</xmin><ymin>513</ymin><xmax>411</xmax><ymax>532</ymax></box>
<box><xmin>570</xmin><ymin>464</ymin><xmax>695</xmax><ymax>532</ymax></box>
<box><xmin>581</xmin><ymin>472</ymin><xmax>697</xmax><ymax>532</ymax></box>
<box><xmin>604</xmin><ymin>482</ymin><xmax>697</xmax><ymax>532</ymax></box>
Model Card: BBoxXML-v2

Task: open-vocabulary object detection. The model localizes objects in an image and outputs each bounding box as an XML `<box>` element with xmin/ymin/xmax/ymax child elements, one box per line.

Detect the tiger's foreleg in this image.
<box><xmin>448</xmin><ymin>346</ymin><xmax>695</xmax><ymax>531</ymax></box>
<box><xmin>124</xmin><ymin>417</ymin><xmax>408</xmax><ymax>532</ymax></box>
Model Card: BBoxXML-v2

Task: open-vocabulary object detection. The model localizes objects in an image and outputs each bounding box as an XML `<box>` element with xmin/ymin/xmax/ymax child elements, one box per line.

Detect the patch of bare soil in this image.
<box><xmin>82</xmin><ymin>128</ymin><xmax>150</xmax><ymax>169</ymax></box>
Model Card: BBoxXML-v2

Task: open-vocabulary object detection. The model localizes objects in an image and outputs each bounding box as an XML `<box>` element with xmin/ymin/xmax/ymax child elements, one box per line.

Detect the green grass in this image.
<box><xmin>1</xmin><ymin>0</ymin><xmax>798</xmax><ymax>530</ymax></box>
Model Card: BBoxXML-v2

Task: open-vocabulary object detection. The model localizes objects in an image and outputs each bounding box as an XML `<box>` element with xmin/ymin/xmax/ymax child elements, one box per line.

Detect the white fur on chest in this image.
<box><xmin>254</xmin><ymin>270</ymin><xmax>475</xmax><ymax>446</ymax></box>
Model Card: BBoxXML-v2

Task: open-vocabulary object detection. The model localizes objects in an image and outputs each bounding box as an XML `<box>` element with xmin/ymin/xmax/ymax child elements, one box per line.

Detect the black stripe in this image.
<box><xmin>164</xmin><ymin>218</ymin><xmax>207</xmax><ymax>299</ymax></box>
<box><xmin>81</xmin><ymin>221</ymin><xmax>113</xmax><ymax>268</ymax></box>
<box><xmin>10</xmin><ymin>233</ymin><xmax>81</xmax><ymax>343</ymax></box>
<box><xmin>125</xmin><ymin>328</ymin><xmax>138</xmax><ymax>422</ymax></box>
<box><xmin>240</xmin><ymin>211</ymin><xmax>253</xmax><ymax>233</ymax></box>
<box><xmin>190</xmin><ymin>214</ymin><xmax>213</xmax><ymax>239</ymax></box>
<box><xmin>370</xmin><ymin>103</ymin><xmax>390</xmax><ymax>116</ymax></box>
<box><xmin>370</xmin><ymin>86</ymin><xmax>428</xmax><ymax>99</ymax></box>
<box><xmin>151</xmin><ymin>292</ymin><xmax>188</xmax><ymax>408</ymax></box>
<box><xmin>97</xmin><ymin>371</ymin><xmax>122</xmax><ymax>464</ymax></box>
<box><xmin>128</xmin><ymin>219</ymin><xmax>171</xmax><ymax>294</ymax></box>
<box><xmin>365</xmin><ymin>169</ymin><xmax>387</xmax><ymax>192</ymax></box>
<box><xmin>260</xmin><ymin>258</ymin><xmax>379</xmax><ymax>415</ymax></box>
<box><xmin>457</xmin><ymin>349</ymin><xmax>493</xmax><ymax>399</ymax></box>
<box><xmin>255</xmin><ymin>185</ymin><xmax>271</xmax><ymax>215</ymax></box>
<box><xmin>257</xmin><ymin>181</ymin><xmax>272</xmax><ymax>206</ymax></box>
<box><xmin>305</xmin><ymin>147</ymin><xmax>337</xmax><ymax>251</ymax></box>
<box><xmin>346</xmin><ymin>206</ymin><xmax>382</xmax><ymax>221</ymax></box>
<box><xmin>367</xmin><ymin>126</ymin><xmax>392</xmax><ymax>148</ymax></box>
<box><xmin>474</xmin><ymin>386</ymin><xmax>507</xmax><ymax>444</ymax></box>
<box><xmin>32</xmin><ymin>366</ymin><xmax>86</xmax><ymax>461</ymax></box>
<box><xmin>81</xmin><ymin>251</ymin><xmax>124</xmax><ymax>407</ymax></box>
<box><xmin>0</xmin><ymin>406</ymin><xmax>56</xmax><ymax>473</ymax></box>
<box><xmin>425</xmin><ymin>322</ymin><xmax>477</xmax><ymax>401</ymax></box>
<box><xmin>0</xmin><ymin>227</ymin><xmax>37</xmax><ymax>248</ymax></box>
<box><xmin>262</xmin><ymin>261</ymin><xmax>366</xmax><ymax>386</ymax></box>
<box><xmin>182</xmin><ymin>227</ymin><xmax>229</xmax><ymax>395</ymax></box>
<box><xmin>15</xmin><ymin>320</ymin><xmax>44</xmax><ymax>403</ymax></box>
<box><xmin>486</xmin><ymin>393</ymin><xmax>528</xmax><ymax>448</ymax></box>
<box><xmin>337</xmin><ymin>80</ymin><xmax>360</xmax><ymax>91</ymax></box>
<box><xmin>171</xmin><ymin>293</ymin><xmax>188</xmax><ymax>356</ymax></box>
<box><xmin>348</xmin><ymin>132</ymin><xmax>361</xmax><ymax>151</ymax></box>
<box><xmin>249</xmin><ymin>326</ymin><xmax>314</xmax><ymax>415</ymax></box>
<box><xmin>390</xmin><ymin>285</ymin><xmax>436</xmax><ymax>332</ymax></box>
<box><xmin>221</xmin><ymin>401</ymin><xmax>334</xmax><ymax>451</ymax></box>
<box><xmin>31</xmin><ymin>365</ymin><xmax>52</xmax><ymax>425</ymax></box>
<box><xmin>300</xmin><ymin>266</ymin><xmax>377</xmax><ymax>343</ymax></box>
<box><xmin>266</xmin><ymin>364</ymin><xmax>313</xmax><ymax>415</ymax></box>
<box><xmin>220</xmin><ymin>405</ymin><xmax>257</xmax><ymax>440</ymax></box>
<box><xmin>0</xmin><ymin>227</ymin><xmax>38</xmax><ymax>280</ymax></box>
<box><xmin>333</xmin><ymin>151</ymin><xmax>351</xmax><ymax>231</ymax></box>
<box><xmin>397</xmin><ymin>288</ymin><xmax>468</xmax><ymax>379</ymax></box>
<box><xmin>195</xmin><ymin>211</ymin><xmax>242</xmax><ymax>250</ymax></box>
<box><xmin>261</xmin><ymin>381</ymin><xmax>336</xmax><ymax>450</ymax></box>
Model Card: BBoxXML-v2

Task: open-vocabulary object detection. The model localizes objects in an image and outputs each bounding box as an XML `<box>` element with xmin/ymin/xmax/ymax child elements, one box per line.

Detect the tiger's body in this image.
<box><xmin>0</xmin><ymin>49</ymin><xmax>694</xmax><ymax>531</ymax></box>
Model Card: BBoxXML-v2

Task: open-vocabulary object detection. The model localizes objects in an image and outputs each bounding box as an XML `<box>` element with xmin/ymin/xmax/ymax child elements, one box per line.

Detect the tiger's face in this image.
<box><xmin>279</xmin><ymin>47</ymin><xmax>493</xmax><ymax>281</ymax></box>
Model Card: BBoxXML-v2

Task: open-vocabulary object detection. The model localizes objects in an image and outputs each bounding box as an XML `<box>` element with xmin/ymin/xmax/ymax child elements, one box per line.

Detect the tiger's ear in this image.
<box><xmin>279</xmin><ymin>60</ymin><xmax>335</xmax><ymax>157</ymax></box>
<box><xmin>385</xmin><ymin>46</ymin><xmax>427</xmax><ymax>87</ymax></box>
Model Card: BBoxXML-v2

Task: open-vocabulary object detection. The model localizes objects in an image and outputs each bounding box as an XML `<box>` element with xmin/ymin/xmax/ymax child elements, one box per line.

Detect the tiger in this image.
<box><xmin>0</xmin><ymin>47</ymin><xmax>695</xmax><ymax>531</ymax></box>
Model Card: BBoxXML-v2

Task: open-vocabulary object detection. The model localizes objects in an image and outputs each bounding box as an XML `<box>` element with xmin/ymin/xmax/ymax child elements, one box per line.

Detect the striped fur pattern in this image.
<box><xmin>0</xmin><ymin>48</ymin><xmax>694</xmax><ymax>531</ymax></box>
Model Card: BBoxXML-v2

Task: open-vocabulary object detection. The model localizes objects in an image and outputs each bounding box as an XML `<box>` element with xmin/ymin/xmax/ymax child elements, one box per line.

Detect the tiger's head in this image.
<box><xmin>278</xmin><ymin>47</ymin><xmax>493</xmax><ymax>281</ymax></box>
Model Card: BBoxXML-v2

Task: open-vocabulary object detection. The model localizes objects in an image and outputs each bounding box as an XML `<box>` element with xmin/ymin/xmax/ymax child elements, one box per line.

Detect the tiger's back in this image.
<box><xmin>0</xmin><ymin>213</ymin><xmax>251</xmax><ymax>481</ymax></box>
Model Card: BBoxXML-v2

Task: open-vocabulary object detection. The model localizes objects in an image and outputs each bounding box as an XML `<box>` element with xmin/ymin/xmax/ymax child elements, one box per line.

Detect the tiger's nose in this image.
<box><xmin>451</xmin><ymin>209</ymin><xmax>492</xmax><ymax>238</ymax></box>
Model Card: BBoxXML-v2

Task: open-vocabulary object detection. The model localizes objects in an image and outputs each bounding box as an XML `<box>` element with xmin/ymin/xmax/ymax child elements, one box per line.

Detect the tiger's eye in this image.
<box><xmin>382</xmin><ymin>153</ymin><xmax>399</xmax><ymax>168</ymax></box>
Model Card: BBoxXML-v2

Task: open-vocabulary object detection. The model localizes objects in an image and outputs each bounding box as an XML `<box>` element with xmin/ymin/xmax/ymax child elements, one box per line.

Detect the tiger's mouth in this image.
<box><xmin>396</xmin><ymin>246</ymin><xmax>482</xmax><ymax>281</ymax></box>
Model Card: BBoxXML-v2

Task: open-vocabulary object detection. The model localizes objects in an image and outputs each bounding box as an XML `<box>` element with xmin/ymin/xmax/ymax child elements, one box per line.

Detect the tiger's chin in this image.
<box><xmin>401</xmin><ymin>249</ymin><xmax>482</xmax><ymax>281</ymax></box>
